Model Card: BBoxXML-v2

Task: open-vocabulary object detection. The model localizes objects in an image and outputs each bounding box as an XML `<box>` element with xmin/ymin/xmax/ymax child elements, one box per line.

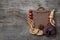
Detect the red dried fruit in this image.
<box><xmin>29</xmin><ymin>16</ymin><xmax>33</xmax><ymax>19</ymax></box>
<box><xmin>29</xmin><ymin>9</ymin><xmax>33</xmax><ymax>13</ymax></box>
<box><xmin>29</xmin><ymin>13</ymin><xmax>33</xmax><ymax>16</ymax></box>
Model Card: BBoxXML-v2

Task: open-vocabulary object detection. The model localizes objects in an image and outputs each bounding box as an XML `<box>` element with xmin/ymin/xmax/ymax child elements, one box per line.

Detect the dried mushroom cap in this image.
<box><xmin>38</xmin><ymin>24</ymin><xmax>44</xmax><ymax>30</ymax></box>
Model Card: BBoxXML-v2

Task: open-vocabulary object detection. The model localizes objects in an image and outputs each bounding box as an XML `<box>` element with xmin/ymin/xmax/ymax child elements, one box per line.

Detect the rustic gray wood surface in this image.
<box><xmin>0</xmin><ymin>0</ymin><xmax>60</xmax><ymax>40</ymax></box>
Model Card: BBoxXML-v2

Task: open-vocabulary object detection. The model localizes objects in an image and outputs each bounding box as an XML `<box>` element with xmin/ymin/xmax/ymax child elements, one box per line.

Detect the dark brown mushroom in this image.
<box><xmin>38</xmin><ymin>24</ymin><xmax>44</xmax><ymax>30</ymax></box>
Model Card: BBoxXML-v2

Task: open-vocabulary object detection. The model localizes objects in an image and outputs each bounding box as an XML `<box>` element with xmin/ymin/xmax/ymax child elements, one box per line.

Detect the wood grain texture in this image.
<box><xmin>0</xmin><ymin>0</ymin><xmax>60</xmax><ymax>40</ymax></box>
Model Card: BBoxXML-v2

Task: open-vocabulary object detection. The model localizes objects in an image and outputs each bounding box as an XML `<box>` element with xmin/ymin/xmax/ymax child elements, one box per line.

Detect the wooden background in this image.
<box><xmin>0</xmin><ymin>0</ymin><xmax>60</xmax><ymax>40</ymax></box>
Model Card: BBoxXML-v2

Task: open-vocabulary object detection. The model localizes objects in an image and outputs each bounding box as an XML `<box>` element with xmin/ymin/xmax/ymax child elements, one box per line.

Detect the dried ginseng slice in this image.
<box><xmin>36</xmin><ymin>30</ymin><xmax>43</xmax><ymax>35</ymax></box>
<box><xmin>29</xmin><ymin>28</ymin><xmax>39</xmax><ymax>35</ymax></box>
<box><xmin>29</xmin><ymin>27</ymin><xmax>43</xmax><ymax>35</ymax></box>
